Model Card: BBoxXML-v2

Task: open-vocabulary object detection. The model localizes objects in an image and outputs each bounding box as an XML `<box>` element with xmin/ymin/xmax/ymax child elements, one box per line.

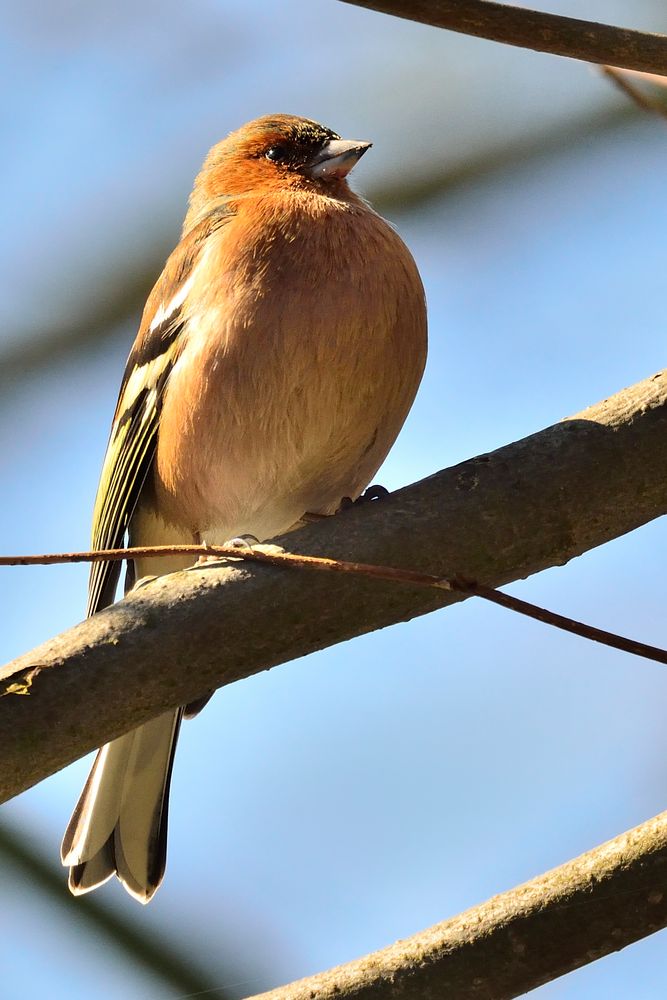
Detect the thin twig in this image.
<box><xmin>467</xmin><ymin>582</ymin><xmax>667</xmax><ymax>666</ymax></box>
<box><xmin>3</xmin><ymin>543</ymin><xmax>666</xmax><ymax>668</ymax></box>
<box><xmin>0</xmin><ymin>543</ymin><xmax>455</xmax><ymax>590</ymax></box>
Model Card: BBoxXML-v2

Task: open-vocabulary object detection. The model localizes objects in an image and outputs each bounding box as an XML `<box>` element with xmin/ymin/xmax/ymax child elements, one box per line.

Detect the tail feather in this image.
<box><xmin>117</xmin><ymin>710</ymin><xmax>182</xmax><ymax>898</ymax></box>
<box><xmin>61</xmin><ymin>710</ymin><xmax>182</xmax><ymax>903</ymax></box>
<box><xmin>61</xmin><ymin>739</ymin><xmax>133</xmax><ymax>867</ymax></box>
<box><xmin>68</xmin><ymin>843</ymin><xmax>115</xmax><ymax>895</ymax></box>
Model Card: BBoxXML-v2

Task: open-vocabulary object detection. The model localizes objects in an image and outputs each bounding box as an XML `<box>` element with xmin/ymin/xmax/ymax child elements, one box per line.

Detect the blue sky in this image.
<box><xmin>2</xmin><ymin>2</ymin><xmax>667</xmax><ymax>998</ymax></box>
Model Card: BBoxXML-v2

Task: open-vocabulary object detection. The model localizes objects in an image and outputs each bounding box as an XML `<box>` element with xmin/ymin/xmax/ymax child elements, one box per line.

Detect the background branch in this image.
<box><xmin>2</xmin><ymin>369</ymin><xmax>667</xmax><ymax>803</ymax></box>
<box><xmin>0</xmin><ymin>107</ymin><xmax>643</xmax><ymax>398</ymax></box>
<box><xmin>340</xmin><ymin>0</ymin><xmax>667</xmax><ymax>76</ymax></box>
<box><xmin>0</xmin><ymin>819</ymin><xmax>230</xmax><ymax>998</ymax></box>
<box><xmin>248</xmin><ymin>807</ymin><xmax>667</xmax><ymax>1000</ymax></box>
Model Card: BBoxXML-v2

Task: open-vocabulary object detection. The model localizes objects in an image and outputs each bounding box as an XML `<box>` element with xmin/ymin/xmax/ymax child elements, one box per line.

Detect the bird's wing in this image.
<box><xmin>86</xmin><ymin>207</ymin><xmax>234</xmax><ymax>617</ymax></box>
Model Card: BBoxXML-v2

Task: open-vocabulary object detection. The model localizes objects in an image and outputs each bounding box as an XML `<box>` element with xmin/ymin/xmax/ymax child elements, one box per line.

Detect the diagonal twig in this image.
<box><xmin>2</xmin><ymin>543</ymin><xmax>667</xmax><ymax>668</ymax></box>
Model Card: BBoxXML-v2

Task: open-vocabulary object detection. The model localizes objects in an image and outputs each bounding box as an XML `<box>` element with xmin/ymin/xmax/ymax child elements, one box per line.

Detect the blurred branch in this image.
<box><xmin>601</xmin><ymin>65</ymin><xmax>667</xmax><ymax>121</ymax></box>
<box><xmin>340</xmin><ymin>0</ymin><xmax>667</xmax><ymax>75</ymax></box>
<box><xmin>0</xmin><ymin>243</ymin><xmax>172</xmax><ymax>395</ymax></box>
<box><xmin>0</xmin><ymin>106</ymin><xmax>640</xmax><ymax>391</ymax></box>
<box><xmin>2</xmin><ymin>7</ymin><xmax>662</xmax><ymax>391</ymax></box>
<box><xmin>250</xmin><ymin>807</ymin><xmax>667</xmax><ymax>1000</ymax></box>
<box><xmin>0</xmin><ymin>818</ymin><xmax>232</xmax><ymax>998</ymax></box>
<box><xmin>373</xmin><ymin>103</ymin><xmax>635</xmax><ymax>212</ymax></box>
<box><xmin>2</xmin><ymin>368</ymin><xmax>667</xmax><ymax>801</ymax></box>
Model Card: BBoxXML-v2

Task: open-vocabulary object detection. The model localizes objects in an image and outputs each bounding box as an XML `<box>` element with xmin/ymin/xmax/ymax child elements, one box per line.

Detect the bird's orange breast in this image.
<box><xmin>152</xmin><ymin>189</ymin><xmax>427</xmax><ymax>542</ymax></box>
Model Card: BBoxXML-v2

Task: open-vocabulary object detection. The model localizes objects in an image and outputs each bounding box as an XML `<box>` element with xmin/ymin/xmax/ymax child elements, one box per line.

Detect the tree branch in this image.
<box><xmin>339</xmin><ymin>0</ymin><xmax>667</xmax><ymax>76</ymax></box>
<box><xmin>248</xmin><ymin>807</ymin><xmax>667</xmax><ymax>1000</ymax></box>
<box><xmin>1</xmin><ymin>369</ymin><xmax>667</xmax><ymax>803</ymax></box>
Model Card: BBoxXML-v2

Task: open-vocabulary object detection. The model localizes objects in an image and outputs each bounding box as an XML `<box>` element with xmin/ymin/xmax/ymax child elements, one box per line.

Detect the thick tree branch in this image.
<box><xmin>340</xmin><ymin>0</ymin><xmax>667</xmax><ymax>76</ymax></box>
<box><xmin>1</xmin><ymin>369</ymin><xmax>667</xmax><ymax>803</ymax></box>
<box><xmin>249</xmin><ymin>807</ymin><xmax>667</xmax><ymax>1000</ymax></box>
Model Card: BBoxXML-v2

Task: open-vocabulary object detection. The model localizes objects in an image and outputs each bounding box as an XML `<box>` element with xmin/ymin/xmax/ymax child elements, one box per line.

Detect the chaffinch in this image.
<box><xmin>61</xmin><ymin>114</ymin><xmax>427</xmax><ymax>902</ymax></box>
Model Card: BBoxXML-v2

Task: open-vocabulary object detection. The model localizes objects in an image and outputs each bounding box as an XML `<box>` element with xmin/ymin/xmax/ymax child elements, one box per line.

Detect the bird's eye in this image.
<box><xmin>265</xmin><ymin>145</ymin><xmax>288</xmax><ymax>163</ymax></box>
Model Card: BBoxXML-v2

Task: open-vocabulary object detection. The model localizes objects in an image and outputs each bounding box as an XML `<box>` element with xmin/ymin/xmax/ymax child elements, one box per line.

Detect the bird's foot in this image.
<box><xmin>195</xmin><ymin>535</ymin><xmax>260</xmax><ymax>565</ymax></box>
<box><xmin>339</xmin><ymin>483</ymin><xmax>389</xmax><ymax>511</ymax></box>
<box><xmin>225</xmin><ymin>534</ymin><xmax>260</xmax><ymax>551</ymax></box>
<box><xmin>195</xmin><ymin>545</ymin><xmax>218</xmax><ymax>566</ymax></box>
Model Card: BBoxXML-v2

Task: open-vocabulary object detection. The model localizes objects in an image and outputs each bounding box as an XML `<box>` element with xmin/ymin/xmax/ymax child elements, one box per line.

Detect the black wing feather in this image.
<box><xmin>85</xmin><ymin>205</ymin><xmax>235</xmax><ymax>618</ymax></box>
<box><xmin>86</xmin><ymin>322</ymin><xmax>183</xmax><ymax>617</ymax></box>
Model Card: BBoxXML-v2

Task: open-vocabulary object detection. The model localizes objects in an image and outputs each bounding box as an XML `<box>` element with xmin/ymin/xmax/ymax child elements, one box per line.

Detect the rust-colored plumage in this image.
<box><xmin>61</xmin><ymin>114</ymin><xmax>427</xmax><ymax>902</ymax></box>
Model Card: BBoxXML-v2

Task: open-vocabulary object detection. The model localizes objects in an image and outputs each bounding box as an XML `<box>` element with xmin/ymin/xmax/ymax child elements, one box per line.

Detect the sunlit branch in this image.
<box><xmin>249</xmin><ymin>808</ymin><xmax>667</xmax><ymax>1000</ymax></box>
<box><xmin>2</xmin><ymin>368</ymin><xmax>667</xmax><ymax>803</ymax></box>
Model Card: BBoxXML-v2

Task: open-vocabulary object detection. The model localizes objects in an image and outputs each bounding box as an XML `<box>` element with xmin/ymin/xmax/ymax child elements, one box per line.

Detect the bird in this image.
<box><xmin>61</xmin><ymin>113</ymin><xmax>428</xmax><ymax>902</ymax></box>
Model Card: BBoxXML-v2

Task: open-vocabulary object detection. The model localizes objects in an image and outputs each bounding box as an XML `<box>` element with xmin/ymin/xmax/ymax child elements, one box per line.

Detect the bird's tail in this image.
<box><xmin>61</xmin><ymin>709</ymin><xmax>182</xmax><ymax>904</ymax></box>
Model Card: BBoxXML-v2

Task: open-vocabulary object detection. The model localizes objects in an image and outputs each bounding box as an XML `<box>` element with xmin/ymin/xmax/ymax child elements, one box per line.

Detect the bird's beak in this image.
<box><xmin>306</xmin><ymin>139</ymin><xmax>372</xmax><ymax>180</ymax></box>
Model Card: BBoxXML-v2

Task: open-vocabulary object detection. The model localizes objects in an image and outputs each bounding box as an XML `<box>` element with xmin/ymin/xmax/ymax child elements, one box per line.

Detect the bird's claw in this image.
<box><xmin>359</xmin><ymin>484</ymin><xmax>389</xmax><ymax>503</ymax></box>
<box><xmin>195</xmin><ymin>535</ymin><xmax>260</xmax><ymax>565</ymax></box>
<box><xmin>339</xmin><ymin>483</ymin><xmax>389</xmax><ymax>510</ymax></box>
<box><xmin>226</xmin><ymin>534</ymin><xmax>260</xmax><ymax>550</ymax></box>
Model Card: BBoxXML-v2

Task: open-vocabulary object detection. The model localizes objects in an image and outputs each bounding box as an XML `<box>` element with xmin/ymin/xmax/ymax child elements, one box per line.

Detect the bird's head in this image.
<box><xmin>186</xmin><ymin>114</ymin><xmax>372</xmax><ymax>228</ymax></box>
